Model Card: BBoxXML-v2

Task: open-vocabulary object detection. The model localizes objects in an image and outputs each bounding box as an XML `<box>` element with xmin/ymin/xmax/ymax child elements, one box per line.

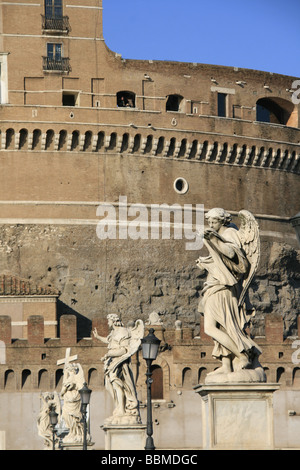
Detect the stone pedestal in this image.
<box><xmin>194</xmin><ymin>383</ymin><xmax>279</xmax><ymax>450</ymax></box>
<box><xmin>101</xmin><ymin>424</ymin><xmax>147</xmax><ymax>450</ymax></box>
<box><xmin>60</xmin><ymin>442</ymin><xmax>94</xmax><ymax>451</ymax></box>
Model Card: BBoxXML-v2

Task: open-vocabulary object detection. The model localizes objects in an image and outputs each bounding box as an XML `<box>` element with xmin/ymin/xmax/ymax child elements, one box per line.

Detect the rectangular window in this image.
<box><xmin>47</xmin><ymin>43</ymin><xmax>62</xmax><ymax>60</ymax></box>
<box><xmin>43</xmin><ymin>43</ymin><xmax>70</xmax><ymax>72</ymax></box>
<box><xmin>45</xmin><ymin>0</ymin><xmax>63</xmax><ymax>18</ymax></box>
<box><xmin>217</xmin><ymin>93</ymin><xmax>227</xmax><ymax>117</ymax></box>
<box><xmin>63</xmin><ymin>92</ymin><xmax>78</xmax><ymax>106</ymax></box>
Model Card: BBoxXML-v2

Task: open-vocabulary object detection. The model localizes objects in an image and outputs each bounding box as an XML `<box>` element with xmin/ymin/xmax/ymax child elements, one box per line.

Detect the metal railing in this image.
<box><xmin>42</xmin><ymin>56</ymin><xmax>71</xmax><ymax>73</ymax></box>
<box><xmin>42</xmin><ymin>15</ymin><xmax>70</xmax><ymax>33</ymax></box>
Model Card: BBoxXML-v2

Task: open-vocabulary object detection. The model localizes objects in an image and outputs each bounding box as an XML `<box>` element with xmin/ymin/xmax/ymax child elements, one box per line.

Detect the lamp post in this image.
<box><xmin>49</xmin><ymin>405</ymin><xmax>58</xmax><ymax>451</ymax></box>
<box><xmin>290</xmin><ymin>212</ymin><xmax>300</xmax><ymax>245</ymax></box>
<box><xmin>79</xmin><ymin>382</ymin><xmax>92</xmax><ymax>451</ymax></box>
<box><xmin>141</xmin><ymin>328</ymin><xmax>161</xmax><ymax>451</ymax></box>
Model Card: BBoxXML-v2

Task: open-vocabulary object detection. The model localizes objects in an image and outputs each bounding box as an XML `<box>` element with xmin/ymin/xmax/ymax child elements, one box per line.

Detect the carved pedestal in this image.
<box><xmin>60</xmin><ymin>442</ymin><xmax>94</xmax><ymax>451</ymax></box>
<box><xmin>101</xmin><ymin>424</ymin><xmax>147</xmax><ymax>450</ymax></box>
<box><xmin>194</xmin><ymin>383</ymin><xmax>280</xmax><ymax>450</ymax></box>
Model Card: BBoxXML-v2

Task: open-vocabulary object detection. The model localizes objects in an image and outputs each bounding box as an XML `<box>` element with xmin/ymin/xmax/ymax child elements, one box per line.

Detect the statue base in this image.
<box><xmin>60</xmin><ymin>441</ymin><xmax>94</xmax><ymax>451</ymax></box>
<box><xmin>101</xmin><ymin>424</ymin><xmax>147</xmax><ymax>450</ymax></box>
<box><xmin>194</xmin><ymin>383</ymin><xmax>279</xmax><ymax>450</ymax></box>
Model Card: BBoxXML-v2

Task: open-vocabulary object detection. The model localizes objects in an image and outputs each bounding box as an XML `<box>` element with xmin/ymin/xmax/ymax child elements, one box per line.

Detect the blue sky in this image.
<box><xmin>102</xmin><ymin>0</ymin><xmax>300</xmax><ymax>78</ymax></box>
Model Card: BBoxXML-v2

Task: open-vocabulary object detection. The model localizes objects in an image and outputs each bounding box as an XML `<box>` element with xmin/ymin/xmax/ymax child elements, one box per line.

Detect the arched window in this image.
<box><xmin>276</xmin><ymin>367</ymin><xmax>285</xmax><ymax>383</ymax></box>
<box><xmin>19</xmin><ymin>129</ymin><xmax>28</xmax><ymax>149</ymax></box>
<box><xmin>22</xmin><ymin>369</ymin><xmax>32</xmax><ymax>390</ymax></box>
<box><xmin>71</xmin><ymin>130</ymin><xmax>79</xmax><ymax>150</ymax></box>
<box><xmin>88</xmin><ymin>368</ymin><xmax>99</xmax><ymax>387</ymax></box>
<box><xmin>166</xmin><ymin>94</ymin><xmax>183</xmax><ymax>112</ymax></box>
<box><xmin>117</xmin><ymin>91</ymin><xmax>136</xmax><ymax>108</ymax></box>
<box><xmin>293</xmin><ymin>368</ymin><xmax>300</xmax><ymax>388</ymax></box>
<box><xmin>198</xmin><ymin>367</ymin><xmax>207</xmax><ymax>384</ymax></box>
<box><xmin>182</xmin><ymin>367</ymin><xmax>193</xmax><ymax>388</ymax></box>
<box><xmin>58</xmin><ymin>129</ymin><xmax>67</xmax><ymax>150</ymax></box>
<box><xmin>55</xmin><ymin>369</ymin><xmax>64</xmax><ymax>390</ymax></box>
<box><xmin>83</xmin><ymin>131</ymin><xmax>92</xmax><ymax>151</ymax></box>
<box><xmin>256</xmin><ymin>97</ymin><xmax>296</xmax><ymax>126</ymax></box>
<box><xmin>151</xmin><ymin>365</ymin><xmax>163</xmax><ymax>399</ymax></box>
<box><xmin>5</xmin><ymin>129</ymin><xmax>14</xmax><ymax>149</ymax></box>
<box><xmin>38</xmin><ymin>369</ymin><xmax>49</xmax><ymax>390</ymax></box>
<box><xmin>96</xmin><ymin>131</ymin><xmax>104</xmax><ymax>151</ymax></box>
<box><xmin>32</xmin><ymin>129</ymin><xmax>42</xmax><ymax>150</ymax></box>
<box><xmin>4</xmin><ymin>370</ymin><xmax>15</xmax><ymax>390</ymax></box>
<box><xmin>132</xmin><ymin>134</ymin><xmax>141</xmax><ymax>153</ymax></box>
<box><xmin>45</xmin><ymin>129</ymin><xmax>54</xmax><ymax>150</ymax></box>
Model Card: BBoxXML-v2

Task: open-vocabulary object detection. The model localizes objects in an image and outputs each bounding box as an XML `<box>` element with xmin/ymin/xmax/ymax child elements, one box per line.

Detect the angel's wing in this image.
<box><xmin>105</xmin><ymin>320</ymin><xmax>144</xmax><ymax>373</ymax></box>
<box><xmin>127</xmin><ymin>319</ymin><xmax>144</xmax><ymax>356</ymax></box>
<box><xmin>237</xmin><ymin>210</ymin><xmax>260</xmax><ymax>307</ymax></box>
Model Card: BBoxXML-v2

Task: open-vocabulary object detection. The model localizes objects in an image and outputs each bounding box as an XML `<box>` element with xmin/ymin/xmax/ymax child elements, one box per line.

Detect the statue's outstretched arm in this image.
<box><xmin>93</xmin><ymin>327</ymin><xmax>109</xmax><ymax>344</ymax></box>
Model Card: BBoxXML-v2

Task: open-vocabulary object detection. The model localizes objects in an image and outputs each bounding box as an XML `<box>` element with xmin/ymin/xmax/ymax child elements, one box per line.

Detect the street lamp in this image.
<box><xmin>290</xmin><ymin>212</ymin><xmax>300</xmax><ymax>245</ymax></box>
<box><xmin>79</xmin><ymin>382</ymin><xmax>92</xmax><ymax>451</ymax></box>
<box><xmin>141</xmin><ymin>328</ymin><xmax>161</xmax><ymax>451</ymax></box>
<box><xmin>49</xmin><ymin>405</ymin><xmax>58</xmax><ymax>451</ymax></box>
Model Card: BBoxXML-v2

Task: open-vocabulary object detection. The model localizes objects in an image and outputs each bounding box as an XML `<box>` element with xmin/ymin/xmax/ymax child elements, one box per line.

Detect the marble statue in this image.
<box><xmin>93</xmin><ymin>314</ymin><xmax>144</xmax><ymax>425</ymax></box>
<box><xmin>145</xmin><ymin>311</ymin><xmax>163</xmax><ymax>326</ymax></box>
<box><xmin>196</xmin><ymin>208</ymin><xmax>266</xmax><ymax>383</ymax></box>
<box><xmin>37</xmin><ymin>392</ymin><xmax>61</xmax><ymax>449</ymax></box>
<box><xmin>60</xmin><ymin>363</ymin><xmax>90</xmax><ymax>444</ymax></box>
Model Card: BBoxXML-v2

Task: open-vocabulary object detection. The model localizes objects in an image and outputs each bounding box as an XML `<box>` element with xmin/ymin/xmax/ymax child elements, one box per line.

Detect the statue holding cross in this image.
<box><xmin>57</xmin><ymin>347</ymin><xmax>78</xmax><ymax>370</ymax></box>
<box><xmin>56</xmin><ymin>348</ymin><xmax>90</xmax><ymax>445</ymax></box>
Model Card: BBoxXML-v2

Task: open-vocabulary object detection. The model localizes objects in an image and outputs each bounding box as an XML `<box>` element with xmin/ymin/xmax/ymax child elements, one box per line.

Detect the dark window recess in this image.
<box><xmin>63</xmin><ymin>93</ymin><xmax>76</xmax><ymax>106</ymax></box>
<box><xmin>256</xmin><ymin>104</ymin><xmax>270</xmax><ymax>122</ymax></box>
<box><xmin>117</xmin><ymin>91</ymin><xmax>135</xmax><ymax>108</ymax></box>
<box><xmin>151</xmin><ymin>365</ymin><xmax>163</xmax><ymax>400</ymax></box>
<box><xmin>166</xmin><ymin>94</ymin><xmax>183</xmax><ymax>112</ymax></box>
<box><xmin>217</xmin><ymin>93</ymin><xmax>227</xmax><ymax>117</ymax></box>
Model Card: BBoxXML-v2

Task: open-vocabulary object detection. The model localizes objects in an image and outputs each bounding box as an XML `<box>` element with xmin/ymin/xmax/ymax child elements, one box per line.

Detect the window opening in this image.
<box><xmin>166</xmin><ymin>94</ymin><xmax>183</xmax><ymax>112</ymax></box>
<box><xmin>63</xmin><ymin>92</ymin><xmax>77</xmax><ymax>106</ymax></box>
<box><xmin>217</xmin><ymin>93</ymin><xmax>227</xmax><ymax>117</ymax></box>
<box><xmin>256</xmin><ymin>97</ymin><xmax>295</xmax><ymax>125</ymax></box>
<box><xmin>45</xmin><ymin>0</ymin><xmax>63</xmax><ymax>18</ymax></box>
<box><xmin>47</xmin><ymin>43</ymin><xmax>62</xmax><ymax>60</ymax></box>
<box><xmin>117</xmin><ymin>91</ymin><xmax>135</xmax><ymax>108</ymax></box>
<box><xmin>151</xmin><ymin>365</ymin><xmax>163</xmax><ymax>400</ymax></box>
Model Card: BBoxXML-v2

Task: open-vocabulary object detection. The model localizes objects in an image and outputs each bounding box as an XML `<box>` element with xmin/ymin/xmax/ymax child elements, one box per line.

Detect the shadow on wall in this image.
<box><xmin>57</xmin><ymin>300</ymin><xmax>92</xmax><ymax>339</ymax></box>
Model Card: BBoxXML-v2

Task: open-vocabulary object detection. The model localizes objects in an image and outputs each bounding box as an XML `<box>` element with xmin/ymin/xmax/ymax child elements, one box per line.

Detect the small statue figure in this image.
<box><xmin>61</xmin><ymin>363</ymin><xmax>90</xmax><ymax>444</ymax></box>
<box><xmin>146</xmin><ymin>311</ymin><xmax>163</xmax><ymax>326</ymax></box>
<box><xmin>196</xmin><ymin>208</ymin><xmax>265</xmax><ymax>383</ymax></box>
<box><xmin>37</xmin><ymin>392</ymin><xmax>61</xmax><ymax>449</ymax></box>
<box><xmin>93</xmin><ymin>314</ymin><xmax>144</xmax><ymax>425</ymax></box>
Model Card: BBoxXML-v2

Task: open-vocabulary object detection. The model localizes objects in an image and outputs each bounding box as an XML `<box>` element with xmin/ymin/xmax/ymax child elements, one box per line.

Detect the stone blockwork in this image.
<box><xmin>0</xmin><ymin>223</ymin><xmax>298</xmax><ymax>338</ymax></box>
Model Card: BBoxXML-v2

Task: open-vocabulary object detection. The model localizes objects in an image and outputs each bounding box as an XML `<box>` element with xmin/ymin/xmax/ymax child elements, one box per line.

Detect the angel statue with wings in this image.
<box><xmin>196</xmin><ymin>208</ymin><xmax>266</xmax><ymax>383</ymax></box>
<box><xmin>93</xmin><ymin>314</ymin><xmax>144</xmax><ymax>424</ymax></box>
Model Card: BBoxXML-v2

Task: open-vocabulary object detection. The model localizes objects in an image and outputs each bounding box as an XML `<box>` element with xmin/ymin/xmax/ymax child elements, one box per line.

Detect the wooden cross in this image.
<box><xmin>57</xmin><ymin>347</ymin><xmax>78</xmax><ymax>370</ymax></box>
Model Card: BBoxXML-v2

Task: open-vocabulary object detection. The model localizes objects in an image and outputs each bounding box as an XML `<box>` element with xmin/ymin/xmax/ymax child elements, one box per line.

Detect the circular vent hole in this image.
<box><xmin>174</xmin><ymin>177</ymin><xmax>189</xmax><ymax>194</ymax></box>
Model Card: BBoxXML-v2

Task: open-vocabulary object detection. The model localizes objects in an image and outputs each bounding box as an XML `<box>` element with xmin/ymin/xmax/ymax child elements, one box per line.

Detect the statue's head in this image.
<box><xmin>66</xmin><ymin>363</ymin><xmax>79</xmax><ymax>375</ymax></box>
<box><xmin>107</xmin><ymin>313</ymin><xmax>123</xmax><ymax>327</ymax></box>
<box><xmin>205</xmin><ymin>208</ymin><xmax>232</xmax><ymax>226</ymax></box>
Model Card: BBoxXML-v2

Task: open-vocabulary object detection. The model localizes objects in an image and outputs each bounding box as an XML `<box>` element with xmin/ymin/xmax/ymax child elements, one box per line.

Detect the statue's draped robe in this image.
<box><xmin>104</xmin><ymin>327</ymin><xmax>139</xmax><ymax>417</ymax></box>
<box><xmin>198</xmin><ymin>227</ymin><xmax>261</xmax><ymax>360</ymax></box>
